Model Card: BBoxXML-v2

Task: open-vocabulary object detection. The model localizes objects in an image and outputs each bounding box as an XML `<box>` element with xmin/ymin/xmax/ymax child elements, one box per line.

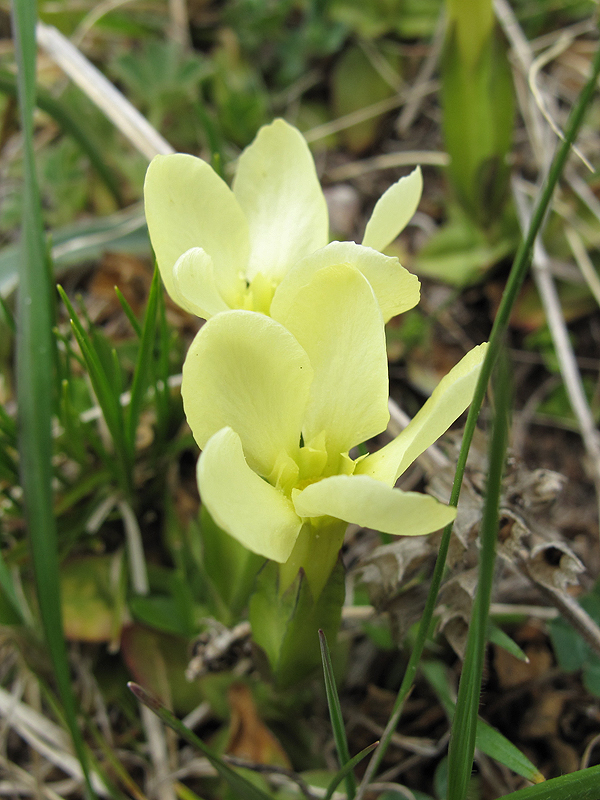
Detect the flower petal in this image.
<box><xmin>232</xmin><ymin>119</ymin><xmax>329</xmax><ymax>283</ymax></box>
<box><xmin>293</xmin><ymin>474</ymin><xmax>456</xmax><ymax>535</ymax></box>
<box><xmin>172</xmin><ymin>248</ymin><xmax>230</xmax><ymax>319</ymax></box>
<box><xmin>182</xmin><ymin>310</ymin><xmax>312</xmax><ymax>479</ymax></box>
<box><xmin>144</xmin><ymin>153</ymin><xmax>248</xmax><ymax>307</ymax></box>
<box><xmin>274</xmin><ymin>241</ymin><xmax>420</xmax><ymax>323</ymax></box>
<box><xmin>198</xmin><ymin>428</ymin><xmax>302</xmax><ymax>562</ymax></box>
<box><xmin>272</xmin><ymin>263</ymin><xmax>389</xmax><ymax>455</ymax></box>
<box><xmin>362</xmin><ymin>166</ymin><xmax>423</xmax><ymax>252</ymax></box>
<box><xmin>357</xmin><ymin>342</ymin><xmax>488</xmax><ymax>485</ymax></box>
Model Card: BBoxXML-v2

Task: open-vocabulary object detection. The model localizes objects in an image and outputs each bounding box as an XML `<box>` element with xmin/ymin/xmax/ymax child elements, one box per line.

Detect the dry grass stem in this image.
<box><xmin>326</xmin><ymin>149</ymin><xmax>448</xmax><ymax>181</ymax></box>
<box><xmin>396</xmin><ymin>13</ymin><xmax>445</xmax><ymax>135</ymax></box>
<box><xmin>36</xmin><ymin>23</ymin><xmax>174</xmax><ymax>160</ymax></box>
<box><xmin>514</xmin><ymin>183</ymin><xmax>600</xmax><ymax>507</ymax></box>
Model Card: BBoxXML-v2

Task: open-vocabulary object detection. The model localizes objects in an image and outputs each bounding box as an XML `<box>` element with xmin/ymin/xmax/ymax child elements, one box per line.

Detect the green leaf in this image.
<box><xmin>12</xmin><ymin>1</ymin><xmax>95</xmax><ymax>796</ymax></box>
<box><xmin>441</xmin><ymin>13</ymin><xmax>514</xmax><ymax>226</ymax></box>
<box><xmin>487</xmin><ymin>622</ymin><xmax>529</xmax><ymax>662</ymax></box>
<box><xmin>128</xmin><ymin>682</ymin><xmax>275</xmax><ymax>800</ymax></box>
<box><xmin>60</xmin><ymin>553</ymin><xmax>126</xmax><ymax>645</ymax></box>
<box><xmin>475</xmin><ymin>719</ymin><xmax>544</xmax><ymax>786</ymax></box>
<box><xmin>0</xmin><ymin>294</ymin><xmax>15</xmax><ymax>332</ymax></box>
<box><xmin>415</xmin><ymin>207</ymin><xmax>516</xmax><ymax>286</ymax></box>
<box><xmin>114</xmin><ymin>288</ymin><xmax>142</xmax><ymax>337</ymax></box>
<box><xmin>319</xmin><ymin>630</ymin><xmax>356</xmax><ymax>799</ymax></box>
<box><xmin>128</xmin><ymin>593</ymin><xmax>193</xmax><ymax>638</ymax></box>
<box><xmin>331</xmin><ymin>43</ymin><xmax>399</xmax><ymax>153</ymax></box>
<box><xmin>0</xmin><ymin>207</ymin><xmax>149</xmax><ymax>298</ymax></box>
<box><xmin>548</xmin><ymin>584</ymin><xmax>600</xmax><ymax>697</ymax></box>
<box><xmin>0</xmin><ymin>554</ymin><xmax>24</xmax><ymax>624</ymax></box>
<box><xmin>250</xmin><ymin>558</ymin><xmax>345</xmax><ymax>688</ymax></box>
<box><xmin>200</xmin><ymin>506</ymin><xmax>264</xmax><ymax>622</ymax></box>
<box><xmin>497</xmin><ymin>763</ymin><xmax>600</xmax><ymax>799</ymax></box>
<box><xmin>421</xmin><ymin>661</ymin><xmax>543</xmax><ymax>785</ymax></box>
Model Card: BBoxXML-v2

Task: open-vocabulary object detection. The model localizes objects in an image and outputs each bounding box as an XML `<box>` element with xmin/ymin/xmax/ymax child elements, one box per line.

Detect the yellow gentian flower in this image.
<box><xmin>144</xmin><ymin>119</ymin><xmax>422</xmax><ymax>322</ymax></box>
<box><xmin>182</xmin><ymin>262</ymin><xmax>487</xmax><ymax>596</ymax></box>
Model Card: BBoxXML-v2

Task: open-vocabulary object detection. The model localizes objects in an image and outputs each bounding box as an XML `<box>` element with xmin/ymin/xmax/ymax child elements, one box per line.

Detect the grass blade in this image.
<box><xmin>57</xmin><ymin>286</ymin><xmax>131</xmax><ymax>494</ymax></box>
<box><xmin>355</xmin><ymin>39</ymin><xmax>600</xmax><ymax>800</ymax></box>
<box><xmin>0</xmin><ymin>554</ymin><xmax>24</xmax><ymax>623</ymax></box>
<box><xmin>126</xmin><ymin>265</ymin><xmax>160</xmax><ymax>454</ymax></box>
<box><xmin>0</xmin><ymin>294</ymin><xmax>15</xmax><ymax>333</ymax></box>
<box><xmin>319</xmin><ymin>629</ymin><xmax>356</xmax><ymax>799</ymax></box>
<box><xmin>12</xmin><ymin>1</ymin><xmax>95</xmax><ymax>797</ymax></box>
<box><xmin>128</xmin><ymin>682</ymin><xmax>274</xmax><ymax>800</ymax></box>
<box><xmin>447</xmin><ymin>356</ymin><xmax>511</xmax><ymax>800</ymax></box>
<box><xmin>497</xmin><ymin>763</ymin><xmax>600</xmax><ymax>799</ymax></box>
<box><xmin>114</xmin><ymin>287</ymin><xmax>142</xmax><ymax>337</ymax></box>
<box><xmin>0</xmin><ymin>68</ymin><xmax>123</xmax><ymax>205</ymax></box>
<box><xmin>324</xmin><ymin>743</ymin><xmax>378</xmax><ymax>800</ymax></box>
<box><xmin>421</xmin><ymin>661</ymin><xmax>544</xmax><ymax>785</ymax></box>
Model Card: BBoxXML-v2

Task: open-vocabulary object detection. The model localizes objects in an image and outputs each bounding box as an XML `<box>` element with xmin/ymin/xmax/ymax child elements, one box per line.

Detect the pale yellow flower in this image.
<box><xmin>181</xmin><ymin>261</ymin><xmax>487</xmax><ymax>593</ymax></box>
<box><xmin>144</xmin><ymin>119</ymin><xmax>422</xmax><ymax>322</ymax></box>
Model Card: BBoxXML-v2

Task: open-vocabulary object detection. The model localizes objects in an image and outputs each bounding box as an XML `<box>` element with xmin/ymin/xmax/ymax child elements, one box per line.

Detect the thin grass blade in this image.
<box><xmin>447</xmin><ymin>355</ymin><xmax>510</xmax><ymax>800</ymax></box>
<box><xmin>487</xmin><ymin>622</ymin><xmax>529</xmax><ymax>662</ymax></box>
<box><xmin>153</xmin><ymin>285</ymin><xmax>175</xmax><ymax>444</ymax></box>
<box><xmin>0</xmin><ymin>554</ymin><xmax>24</xmax><ymax>623</ymax></box>
<box><xmin>114</xmin><ymin>287</ymin><xmax>142</xmax><ymax>337</ymax></box>
<box><xmin>57</xmin><ymin>286</ymin><xmax>131</xmax><ymax>493</ymax></box>
<box><xmin>497</xmin><ymin>763</ymin><xmax>600</xmax><ymax>799</ymax></box>
<box><xmin>128</xmin><ymin>683</ymin><xmax>274</xmax><ymax>800</ymax></box>
<box><xmin>319</xmin><ymin>629</ymin><xmax>356</xmax><ymax>799</ymax></box>
<box><xmin>324</xmin><ymin>743</ymin><xmax>378</xmax><ymax>800</ymax></box>
<box><xmin>354</xmin><ymin>40</ymin><xmax>600</xmax><ymax>800</ymax></box>
<box><xmin>126</xmin><ymin>265</ymin><xmax>160</xmax><ymax>454</ymax></box>
<box><xmin>12</xmin><ymin>1</ymin><xmax>95</xmax><ymax>796</ymax></box>
<box><xmin>58</xmin><ymin>287</ymin><xmax>122</xmax><ymax>439</ymax></box>
<box><xmin>421</xmin><ymin>661</ymin><xmax>544</xmax><ymax>785</ymax></box>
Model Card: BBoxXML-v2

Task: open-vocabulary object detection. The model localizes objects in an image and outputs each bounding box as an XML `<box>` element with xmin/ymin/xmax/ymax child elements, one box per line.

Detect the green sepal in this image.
<box><xmin>250</xmin><ymin>557</ymin><xmax>345</xmax><ymax>688</ymax></box>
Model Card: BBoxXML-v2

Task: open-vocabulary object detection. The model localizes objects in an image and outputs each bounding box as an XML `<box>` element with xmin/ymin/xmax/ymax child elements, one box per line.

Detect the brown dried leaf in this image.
<box><xmin>493</xmin><ymin>642</ymin><xmax>553</xmax><ymax>689</ymax></box>
<box><xmin>526</xmin><ymin>542</ymin><xmax>585</xmax><ymax>592</ymax></box>
<box><xmin>520</xmin><ymin>692</ymin><xmax>570</xmax><ymax>739</ymax></box>
<box><xmin>225</xmin><ymin>684</ymin><xmax>290</xmax><ymax>768</ymax></box>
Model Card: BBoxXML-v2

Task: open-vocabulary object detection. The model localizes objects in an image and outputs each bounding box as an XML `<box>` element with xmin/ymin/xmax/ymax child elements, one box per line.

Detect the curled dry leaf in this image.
<box><xmin>355</xmin><ymin>537</ymin><xmax>433</xmax><ymax>608</ymax></box>
<box><xmin>436</xmin><ymin>567</ymin><xmax>480</xmax><ymax>659</ymax></box>
<box><xmin>525</xmin><ymin>542</ymin><xmax>585</xmax><ymax>592</ymax></box>
<box><xmin>353</xmin><ymin>430</ymin><xmax>586</xmax><ymax>659</ymax></box>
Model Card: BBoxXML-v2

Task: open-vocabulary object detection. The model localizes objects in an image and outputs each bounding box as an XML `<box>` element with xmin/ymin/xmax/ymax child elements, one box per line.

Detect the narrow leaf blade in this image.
<box><xmin>128</xmin><ymin>682</ymin><xmax>274</xmax><ymax>800</ymax></box>
<box><xmin>319</xmin><ymin>629</ymin><xmax>356</xmax><ymax>799</ymax></box>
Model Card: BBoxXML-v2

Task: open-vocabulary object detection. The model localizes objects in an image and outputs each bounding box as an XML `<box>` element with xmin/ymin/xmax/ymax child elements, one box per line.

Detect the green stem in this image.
<box><xmin>447</xmin><ymin>357</ymin><xmax>510</xmax><ymax>800</ymax></box>
<box><xmin>356</xmin><ymin>37</ymin><xmax>600</xmax><ymax>799</ymax></box>
<box><xmin>12</xmin><ymin>1</ymin><xmax>95</xmax><ymax>797</ymax></box>
<box><xmin>278</xmin><ymin>518</ymin><xmax>346</xmax><ymax>600</ymax></box>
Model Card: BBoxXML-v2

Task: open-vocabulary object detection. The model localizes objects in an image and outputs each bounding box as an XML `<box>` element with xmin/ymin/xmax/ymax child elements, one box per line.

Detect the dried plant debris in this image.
<box><xmin>186</xmin><ymin>620</ymin><xmax>253</xmax><ymax>681</ymax></box>
<box><xmin>353</xmin><ymin>428</ymin><xmax>596</xmax><ymax>660</ymax></box>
